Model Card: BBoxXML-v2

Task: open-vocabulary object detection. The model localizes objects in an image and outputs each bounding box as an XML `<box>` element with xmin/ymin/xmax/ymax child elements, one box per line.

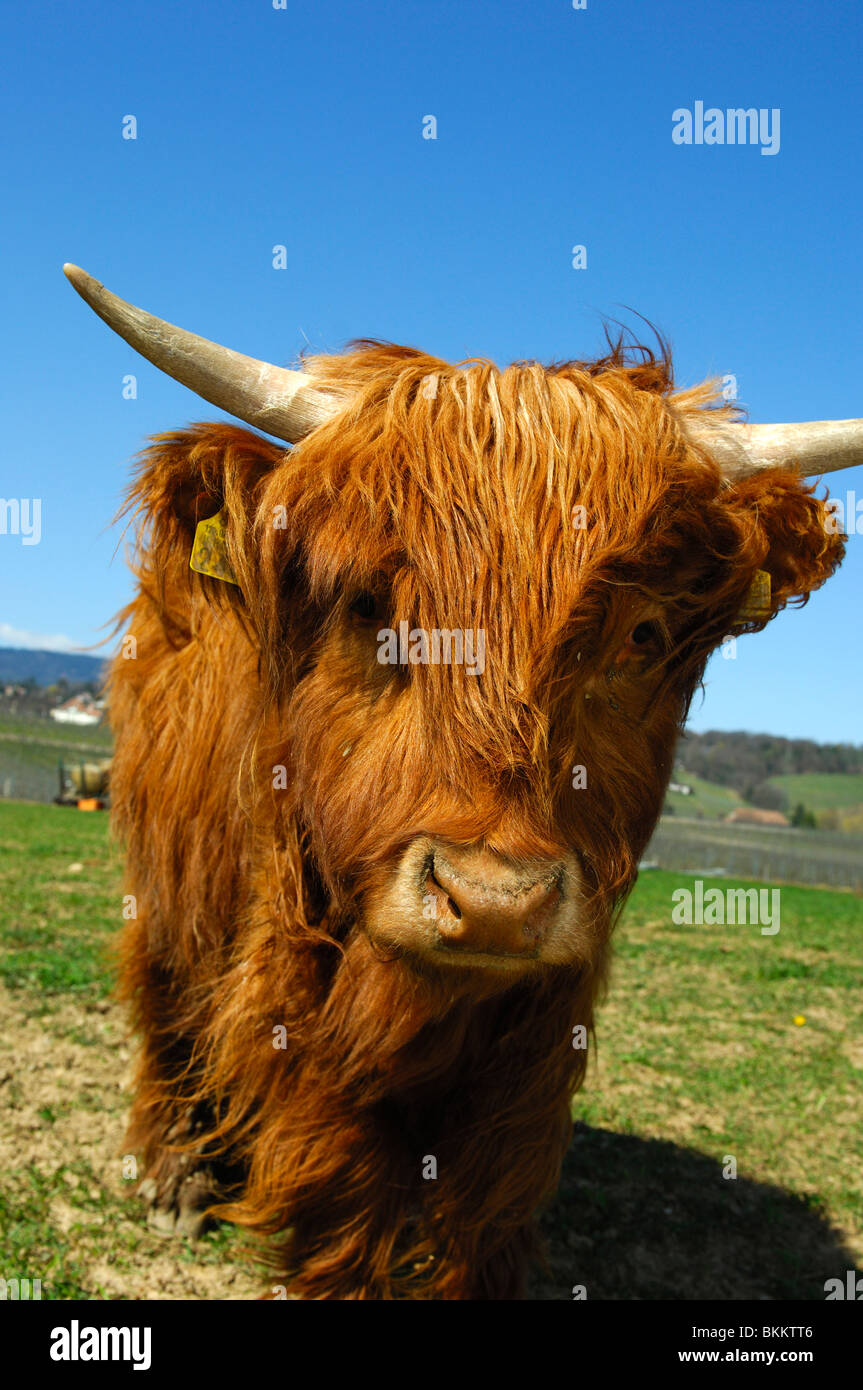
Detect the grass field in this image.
<box><xmin>663</xmin><ymin>772</ymin><xmax>743</xmax><ymax>819</ymax></box>
<box><xmin>666</xmin><ymin>770</ymin><xmax>863</xmax><ymax>826</ymax></box>
<box><xmin>0</xmin><ymin>713</ymin><xmax>113</xmax><ymax>750</ymax></box>
<box><xmin>0</xmin><ymin>799</ymin><xmax>860</xmax><ymax>1299</ymax></box>
<box><xmin>769</xmin><ymin>772</ymin><xmax>863</xmax><ymax>813</ymax></box>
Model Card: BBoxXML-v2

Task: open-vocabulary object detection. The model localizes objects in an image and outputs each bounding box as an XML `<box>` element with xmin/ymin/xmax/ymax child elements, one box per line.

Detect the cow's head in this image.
<box><xmin>66</xmin><ymin>266</ymin><xmax>855</xmax><ymax>989</ymax></box>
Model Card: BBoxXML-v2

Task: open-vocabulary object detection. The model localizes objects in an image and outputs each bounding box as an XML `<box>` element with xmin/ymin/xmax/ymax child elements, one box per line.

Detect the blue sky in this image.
<box><xmin>1</xmin><ymin>0</ymin><xmax>860</xmax><ymax>741</ymax></box>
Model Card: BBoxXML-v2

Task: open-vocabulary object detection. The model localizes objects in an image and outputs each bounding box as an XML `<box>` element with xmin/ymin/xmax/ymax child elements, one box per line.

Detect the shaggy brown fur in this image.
<box><xmin>108</xmin><ymin>339</ymin><xmax>843</xmax><ymax>1298</ymax></box>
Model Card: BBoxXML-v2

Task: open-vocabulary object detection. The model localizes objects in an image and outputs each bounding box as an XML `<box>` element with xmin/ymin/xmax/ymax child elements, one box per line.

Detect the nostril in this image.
<box><xmin>419</xmin><ymin>847</ymin><xmax>569</xmax><ymax>959</ymax></box>
<box><xmin>428</xmin><ymin>868</ymin><xmax>463</xmax><ymax>920</ymax></box>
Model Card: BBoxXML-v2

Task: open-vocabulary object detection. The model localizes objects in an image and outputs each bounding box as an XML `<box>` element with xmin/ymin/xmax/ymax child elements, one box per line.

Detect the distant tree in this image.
<box><xmin>747</xmin><ymin>781</ymin><xmax>789</xmax><ymax>813</ymax></box>
<box><xmin>791</xmin><ymin>802</ymin><xmax>816</xmax><ymax>829</ymax></box>
<box><xmin>678</xmin><ymin>728</ymin><xmax>863</xmax><ymax>794</ymax></box>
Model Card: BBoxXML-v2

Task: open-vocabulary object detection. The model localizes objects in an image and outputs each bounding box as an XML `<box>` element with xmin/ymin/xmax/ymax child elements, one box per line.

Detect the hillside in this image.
<box><xmin>0</xmin><ymin>647</ymin><xmax>107</xmax><ymax>686</ymax></box>
<box><xmin>665</xmin><ymin>767</ymin><xmax>863</xmax><ymax>832</ymax></box>
<box><xmin>663</xmin><ymin>773</ymin><xmax>742</xmax><ymax>819</ymax></box>
<box><xmin>678</xmin><ymin>729</ymin><xmax>863</xmax><ymax>798</ymax></box>
<box><xmin>767</xmin><ymin>773</ymin><xmax>863</xmax><ymax>812</ymax></box>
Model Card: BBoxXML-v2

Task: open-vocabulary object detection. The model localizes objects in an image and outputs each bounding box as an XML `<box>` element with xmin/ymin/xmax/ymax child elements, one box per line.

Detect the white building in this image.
<box><xmin>50</xmin><ymin>695</ymin><xmax>103</xmax><ymax>726</ymax></box>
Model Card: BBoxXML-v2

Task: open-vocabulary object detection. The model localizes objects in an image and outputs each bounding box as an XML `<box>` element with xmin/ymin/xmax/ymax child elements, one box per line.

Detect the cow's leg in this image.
<box><xmin>118</xmin><ymin>934</ymin><xmax>243</xmax><ymax>1238</ymax></box>
<box><xmin>132</xmin><ymin>1100</ymin><xmax>228</xmax><ymax>1239</ymax></box>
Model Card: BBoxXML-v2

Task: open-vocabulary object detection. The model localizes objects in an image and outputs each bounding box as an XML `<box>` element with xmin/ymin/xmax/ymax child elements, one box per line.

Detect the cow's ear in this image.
<box><xmin>723</xmin><ymin>470</ymin><xmax>845</xmax><ymax>627</ymax></box>
<box><xmin>123</xmin><ymin>423</ymin><xmax>284</xmax><ymax>599</ymax></box>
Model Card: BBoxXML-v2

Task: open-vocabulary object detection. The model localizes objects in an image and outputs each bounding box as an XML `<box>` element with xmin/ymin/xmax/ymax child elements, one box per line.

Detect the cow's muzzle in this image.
<box><xmin>423</xmin><ymin>847</ymin><xmax>562</xmax><ymax>958</ymax></box>
<box><xmin>364</xmin><ymin>837</ymin><xmax>587</xmax><ymax>973</ymax></box>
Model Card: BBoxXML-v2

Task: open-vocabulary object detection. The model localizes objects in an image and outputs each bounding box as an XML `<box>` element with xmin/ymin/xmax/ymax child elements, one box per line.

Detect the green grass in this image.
<box><xmin>0</xmin><ymin>800</ymin><xmax>119</xmax><ymax>1000</ymax></box>
<box><xmin>0</xmin><ymin>717</ymin><xmax>111</xmax><ymax>750</ymax></box>
<box><xmin>0</xmin><ymin>713</ymin><xmax>112</xmax><ymax>750</ymax></box>
<box><xmin>560</xmin><ymin>867</ymin><xmax>863</xmax><ymax>1295</ymax></box>
<box><xmin>769</xmin><ymin>772</ymin><xmax>863</xmax><ymax>812</ymax></box>
<box><xmin>0</xmin><ymin>1157</ymin><xmax>246</xmax><ymax>1300</ymax></box>
<box><xmin>0</xmin><ymin>1163</ymin><xmax>108</xmax><ymax>1299</ymax></box>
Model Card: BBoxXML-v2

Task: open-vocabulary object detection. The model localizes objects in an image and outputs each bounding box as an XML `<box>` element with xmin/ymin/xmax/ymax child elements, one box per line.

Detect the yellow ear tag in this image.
<box><xmin>190</xmin><ymin>509</ymin><xmax>239</xmax><ymax>586</ymax></box>
<box><xmin>736</xmin><ymin>568</ymin><xmax>771</xmax><ymax>623</ymax></box>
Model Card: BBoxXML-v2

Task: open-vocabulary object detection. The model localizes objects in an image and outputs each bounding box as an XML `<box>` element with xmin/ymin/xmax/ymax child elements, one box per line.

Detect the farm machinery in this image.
<box><xmin>55</xmin><ymin>757</ymin><xmax>112</xmax><ymax>810</ymax></box>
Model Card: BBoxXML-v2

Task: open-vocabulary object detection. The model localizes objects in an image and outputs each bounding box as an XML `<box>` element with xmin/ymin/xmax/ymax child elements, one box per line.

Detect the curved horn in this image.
<box><xmin>63</xmin><ymin>264</ymin><xmax>343</xmax><ymax>443</ymax></box>
<box><xmin>688</xmin><ymin>417</ymin><xmax>863</xmax><ymax>482</ymax></box>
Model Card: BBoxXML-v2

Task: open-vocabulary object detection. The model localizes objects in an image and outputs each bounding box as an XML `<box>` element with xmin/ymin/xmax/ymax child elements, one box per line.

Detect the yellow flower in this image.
<box><xmin>793</xmin><ymin>1015</ymin><xmax>806</xmax><ymax>1026</ymax></box>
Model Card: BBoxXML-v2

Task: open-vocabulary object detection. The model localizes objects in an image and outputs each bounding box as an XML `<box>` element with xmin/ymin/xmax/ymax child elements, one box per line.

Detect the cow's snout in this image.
<box><xmin>424</xmin><ymin>846</ymin><xmax>563</xmax><ymax>958</ymax></box>
<box><xmin>364</xmin><ymin>836</ymin><xmax>586</xmax><ymax>973</ymax></box>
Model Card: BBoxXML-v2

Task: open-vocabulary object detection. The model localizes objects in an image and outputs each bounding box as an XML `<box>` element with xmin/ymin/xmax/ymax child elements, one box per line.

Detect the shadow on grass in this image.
<box><xmin>531</xmin><ymin>1122</ymin><xmax>860</xmax><ymax>1300</ymax></box>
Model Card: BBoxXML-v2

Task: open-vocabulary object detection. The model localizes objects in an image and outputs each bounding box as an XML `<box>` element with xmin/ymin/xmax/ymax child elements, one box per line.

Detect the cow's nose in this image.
<box><xmin>424</xmin><ymin>852</ymin><xmax>561</xmax><ymax>956</ymax></box>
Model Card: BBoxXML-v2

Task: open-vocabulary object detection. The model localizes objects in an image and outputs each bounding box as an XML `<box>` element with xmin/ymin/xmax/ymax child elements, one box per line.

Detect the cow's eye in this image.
<box><xmin>615</xmin><ymin>620</ymin><xmax>661</xmax><ymax>664</ymax></box>
<box><xmin>631</xmin><ymin>621</ymin><xmax>657</xmax><ymax>646</ymax></box>
<box><xmin>349</xmin><ymin>591</ymin><xmax>386</xmax><ymax>624</ymax></box>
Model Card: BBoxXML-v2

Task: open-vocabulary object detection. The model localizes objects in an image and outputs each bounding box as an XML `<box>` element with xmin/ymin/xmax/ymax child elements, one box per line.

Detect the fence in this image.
<box><xmin>647</xmin><ymin>817</ymin><xmax>863</xmax><ymax>892</ymax></box>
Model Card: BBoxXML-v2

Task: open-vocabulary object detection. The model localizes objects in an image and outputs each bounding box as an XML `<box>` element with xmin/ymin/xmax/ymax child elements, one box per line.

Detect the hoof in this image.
<box><xmin>139</xmin><ymin>1165</ymin><xmax>219</xmax><ymax>1240</ymax></box>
